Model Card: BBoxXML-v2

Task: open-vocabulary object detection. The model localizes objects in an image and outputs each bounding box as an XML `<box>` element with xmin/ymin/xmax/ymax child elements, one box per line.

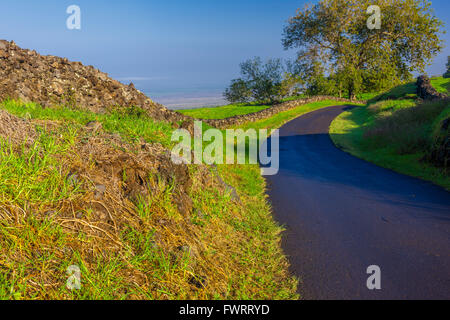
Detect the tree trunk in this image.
<box><xmin>348</xmin><ymin>88</ymin><xmax>354</xmax><ymax>100</ymax></box>
<box><xmin>348</xmin><ymin>82</ymin><xmax>355</xmax><ymax>100</ymax></box>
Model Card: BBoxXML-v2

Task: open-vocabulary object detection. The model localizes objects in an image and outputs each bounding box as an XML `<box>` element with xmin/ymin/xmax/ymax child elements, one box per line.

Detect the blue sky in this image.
<box><xmin>0</xmin><ymin>0</ymin><xmax>449</xmax><ymax>101</ymax></box>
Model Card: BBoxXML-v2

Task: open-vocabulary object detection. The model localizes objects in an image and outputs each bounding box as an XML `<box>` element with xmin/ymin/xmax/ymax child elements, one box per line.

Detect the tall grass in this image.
<box><xmin>0</xmin><ymin>100</ymin><xmax>176</xmax><ymax>147</ymax></box>
<box><xmin>364</xmin><ymin>100</ymin><xmax>448</xmax><ymax>155</ymax></box>
<box><xmin>0</xmin><ymin>127</ymin><xmax>80</xmax><ymax>206</ymax></box>
<box><xmin>430</xmin><ymin>76</ymin><xmax>450</xmax><ymax>94</ymax></box>
<box><xmin>330</xmin><ymin>96</ymin><xmax>450</xmax><ymax>189</ymax></box>
<box><xmin>0</xmin><ymin>99</ymin><xmax>300</xmax><ymax>300</ymax></box>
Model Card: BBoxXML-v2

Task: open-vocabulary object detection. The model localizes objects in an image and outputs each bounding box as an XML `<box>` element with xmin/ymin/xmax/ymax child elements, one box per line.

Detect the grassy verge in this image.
<box><xmin>0</xmin><ymin>96</ymin><xmax>368</xmax><ymax>300</ymax></box>
<box><xmin>430</xmin><ymin>76</ymin><xmax>450</xmax><ymax>94</ymax></box>
<box><xmin>0</xmin><ymin>99</ymin><xmax>298</xmax><ymax>300</ymax></box>
<box><xmin>237</xmin><ymin>100</ymin><xmax>362</xmax><ymax>131</ymax></box>
<box><xmin>330</xmin><ymin>82</ymin><xmax>449</xmax><ymax>190</ymax></box>
<box><xmin>178</xmin><ymin>103</ymin><xmax>270</xmax><ymax>119</ymax></box>
<box><xmin>0</xmin><ymin>99</ymin><xmax>176</xmax><ymax>147</ymax></box>
<box><xmin>176</xmin><ymin>95</ymin><xmax>314</xmax><ymax>120</ymax></box>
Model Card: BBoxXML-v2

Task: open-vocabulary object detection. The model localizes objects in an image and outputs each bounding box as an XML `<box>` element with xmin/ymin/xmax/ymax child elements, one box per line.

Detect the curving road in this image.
<box><xmin>264</xmin><ymin>105</ymin><xmax>450</xmax><ymax>300</ymax></box>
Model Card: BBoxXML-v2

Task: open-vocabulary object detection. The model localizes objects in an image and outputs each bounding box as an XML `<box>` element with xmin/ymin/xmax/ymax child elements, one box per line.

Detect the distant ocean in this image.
<box><xmin>149</xmin><ymin>90</ymin><xmax>228</xmax><ymax>110</ymax></box>
<box><xmin>115</xmin><ymin>77</ymin><xmax>229</xmax><ymax>110</ymax></box>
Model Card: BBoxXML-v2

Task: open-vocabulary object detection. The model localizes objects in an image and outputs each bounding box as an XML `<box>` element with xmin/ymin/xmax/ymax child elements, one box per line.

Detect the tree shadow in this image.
<box><xmin>262</xmin><ymin>105</ymin><xmax>450</xmax><ymax>222</ymax></box>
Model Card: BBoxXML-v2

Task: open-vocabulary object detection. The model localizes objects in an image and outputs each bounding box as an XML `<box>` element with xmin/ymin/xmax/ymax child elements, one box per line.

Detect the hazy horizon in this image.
<box><xmin>1</xmin><ymin>0</ymin><xmax>449</xmax><ymax>109</ymax></box>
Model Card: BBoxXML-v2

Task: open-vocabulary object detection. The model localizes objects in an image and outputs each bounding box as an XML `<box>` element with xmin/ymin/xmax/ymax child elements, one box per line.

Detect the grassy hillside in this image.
<box><xmin>0</xmin><ymin>94</ymin><xmax>389</xmax><ymax>300</ymax></box>
<box><xmin>431</xmin><ymin>76</ymin><xmax>450</xmax><ymax>94</ymax></box>
<box><xmin>0</xmin><ymin>99</ymin><xmax>299</xmax><ymax>300</ymax></box>
<box><xmin>236</xmin><ymin>100</ymin><xmax>362</xmax><ymax>131</ymax></box>
<box><xmin>330</xmin><ymin>80</ymin><xmax>450</xmax><ymax>189</ymax></box>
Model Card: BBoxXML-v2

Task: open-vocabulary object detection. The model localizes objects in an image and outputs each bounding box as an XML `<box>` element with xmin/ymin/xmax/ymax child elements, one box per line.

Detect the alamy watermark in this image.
<box><xmin>367</xmin><ymin>5</ymin><xmax>381</xmax><ymax>30</ymax></box>
<box><xmin>65</xmin><ymin>5</ymin><xmax>380</xmax><ymax>31</ymax></box>
<box><xmin>366</xmin><ymin>265</ymin><xmax>381</xmax><ymax>290</ymax></box>
<box><xmin>66</xmin><ymin>5</ymin><xmax>81</xmax><ymax>30</ymax></box>
<box><xmin>171</xmin><ymin>121</ymin><xmax>279</xmax><ymax>176</ymax></box>
<box><xmin>66</xmin><ymin>264</ymin><xmax>81</xmax><ymax>290</ymax></box>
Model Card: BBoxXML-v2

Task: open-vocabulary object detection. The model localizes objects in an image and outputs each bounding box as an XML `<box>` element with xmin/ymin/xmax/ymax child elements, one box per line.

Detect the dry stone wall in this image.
<box><xmin>203</xmin><ymin>96</ymin><xmax>365</xmax><ymax>129</ymax></box>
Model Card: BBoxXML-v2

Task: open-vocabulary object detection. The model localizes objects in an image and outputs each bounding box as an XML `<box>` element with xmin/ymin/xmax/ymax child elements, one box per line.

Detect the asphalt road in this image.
<box><xmin>264</xmin><ymin>105</ymin><xmax>450</xmax><ymax>300</ymax></box>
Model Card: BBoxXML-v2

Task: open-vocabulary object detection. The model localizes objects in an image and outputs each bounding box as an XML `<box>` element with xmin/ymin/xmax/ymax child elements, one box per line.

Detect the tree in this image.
<box><xmin>281</xmin><ymin>60</ymin><xmax>308</xmax><ymax>96</ymax></box>
<box><xmin>224</xmin><ymin>57</ymin><xmax>293</xmax><ymax>104</ymax></box>
<box><xmin>283</xmin><ymin>0</ymin><xmax>444</xmax><ymax>99</ymax></box>
<box><xmin>444</xmin><ymin>56</ymin><xmax>450</xmax><ymax>79</ymax></box>
<box><xmin>240</xmin><ymin>57</ymin><xmax>284</xmax><ymax>103</ymax></box>
<box><xmin>223</xmin><ymin>79</ymin><xmax>252</xmax><ymax>103</ymax></box>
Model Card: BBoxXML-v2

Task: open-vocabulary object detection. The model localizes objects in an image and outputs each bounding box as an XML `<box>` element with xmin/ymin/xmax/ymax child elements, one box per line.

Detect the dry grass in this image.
<box><xmin>0</xmin><ymin>101</ymin><xmax>298</xmax><ymax>300</ymax></box>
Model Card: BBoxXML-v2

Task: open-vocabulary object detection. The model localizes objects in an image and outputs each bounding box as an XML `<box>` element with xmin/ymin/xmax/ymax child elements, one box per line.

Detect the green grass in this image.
<box><xmin>178</xmin><ymin>103</ymin><xmax>270</xmax><ymax>119</ymax></box>
<box><xmin>0</xmin><ymin>100</ymin><xmax>176</xmax><ymax>147</ymax></box>
<box><xmin>238</xmin><ymin>100</ymin><xmax>362</xmax><ymax>131</ymax></box>
<box><xmin>367</xmin><ymin>81</ymin><xmax>417</xmax><ymax>103</ymax></box>
<box><xmin>330</xmin><ymin>98</ymin><xmax>450</xmax><ymax>189</ymax></box>
<box><xmin>0</xmin><ymin>99</ymin><xmax>300</xmax><ymax>300</ymax></box>
<box><xmin>177</xmin><ymin>95</ymin><xmax>313</xmax><ymax>120</ymax></box>
<box><xmin>6</xmin><ymin>89</ymin><xmax>443</xmax><ymax>300</ymax></box>
<box><xmin>0</xmin><ymin>127</ymin><xmax>81</xmax><ymax>206</ymax></box>
<box><xmin>430</xmin><ymin>76</ymin><xmax>450</xmax><ymax>94</ymax></box>
<box><xmin>0</xmin><ymin>96</ymin><xmax>370</xmax><ymax>300</ymax></box>
<box><xmin>356</xmin><ymin>92</ymin><xmax>380</xmax><ymax>101</ymax></box>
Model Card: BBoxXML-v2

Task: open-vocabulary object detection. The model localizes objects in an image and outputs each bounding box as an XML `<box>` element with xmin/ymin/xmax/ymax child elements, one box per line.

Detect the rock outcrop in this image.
<box><xmin>417</xmin><ymin>75</ymin><xmax>448</xmax><ymax>101</ymax></box>
<box><xmin>0</xmin><ymin>40</ymin><xmax>187</xmax><ymax>123</ymax></box>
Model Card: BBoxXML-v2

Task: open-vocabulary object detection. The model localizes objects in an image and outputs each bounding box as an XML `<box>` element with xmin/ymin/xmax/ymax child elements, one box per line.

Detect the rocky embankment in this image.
<box><xmin>0</xmin><ymin>41</ymin><xmax>298</xmax><ymax>299</ymax></box>
<box><xmin>417</xmin><ymin>75</ymin><xmax>448</xmax><ymax>101</ymax></box>
<box><xmin>204</xmin><ymin>96</ymin><xmax>364</xmax><ymax>129</ymax></box>
<box><xmin>415</xmin><ymin>75</ymin><xmax>449</xmax><ymax>169</ymax></box>
<box><xmin>0</xmin><ymin>40</ymin><xmax>203</xmax><ymax>238</ymax></box>
<box><xmin>0</xmin><ymin>40</ymin><xmax>187</xmax><ymax>123</ymax></box>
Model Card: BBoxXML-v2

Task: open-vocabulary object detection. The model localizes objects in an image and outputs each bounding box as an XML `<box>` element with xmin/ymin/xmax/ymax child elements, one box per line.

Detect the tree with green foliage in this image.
<box><xmin>444</xmin><ymin>56</ymin><xmax>450</xmax><ymax>78</ymax></box>
<box><xmin>283</xmin><ymin>0</ymin><xmax>444</xmax><ymax>99</ymax></box>
<box><xmin>224</xmin><ymin>57</ymin><xmax>293</xmax><ymax>104</ymax></box>
<box><xmin>241</xmin><ymin>57</ymin><xmax>285</xmax><ymax>103</ymax></box>
<box><xmin>280</xmin><ymin>60</ymin><xmax>308</xmax><ymax>96</ymax></box>
<box><xmin>223</xmin><ymin>79</ymin><xmax>253</xmax><ymax>103</ymax></box>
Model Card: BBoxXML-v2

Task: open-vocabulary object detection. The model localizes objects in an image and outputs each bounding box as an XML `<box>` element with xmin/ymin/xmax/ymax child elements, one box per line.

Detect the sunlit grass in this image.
<box><xmin>430</xmin><ymin>76</ymin><xmax>450</xmax><ymax>94</ymax></box>
<box><xmin>0</xmin><ymin>99</ymin><xmax>300</xmax><ymax>300</ymax></box>
<box><xmin>178</xmin><ymin>103</ymin><xmax>270</xmax><ymax>119</ymax></box>
<box><xmin>330</xmin><ymin>99</ymin><xmax>450</xmax><ymax>189</ymax></box>
<box><xmin>0</xmin><ymin>100</ymin><xmax>176</xmax><ymax>147</ymax></box>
